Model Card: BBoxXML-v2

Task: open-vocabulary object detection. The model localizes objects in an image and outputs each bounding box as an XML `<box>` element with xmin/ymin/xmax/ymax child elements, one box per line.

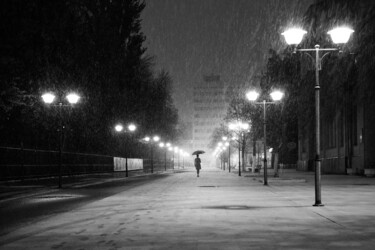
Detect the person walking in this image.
<box><xmin>194</xmin><ymin>154</ymin><xmax>201</xmax><ymax>177</ymax></box>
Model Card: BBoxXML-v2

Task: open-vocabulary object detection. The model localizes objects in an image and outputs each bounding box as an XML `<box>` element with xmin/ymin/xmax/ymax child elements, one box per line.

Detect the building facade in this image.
<box><xmin>192</xmin><ymin>75</ymin><xmax>228</xmax><ymax>161</ymax></box>
<box><xmin>297</xmin><ymin>0</ymin><xmax>375</xmax><ymax>176</ymax></box>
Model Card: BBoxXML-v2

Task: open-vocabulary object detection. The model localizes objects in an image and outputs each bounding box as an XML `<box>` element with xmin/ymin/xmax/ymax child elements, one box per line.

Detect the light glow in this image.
<box><xmin>270</xmin><ymin>91</ymin><xmax>284</xmax><ymax>101</ymax></box>
<box><xmin>246</xmin><ymin>91</ymin><xmax>259</xmax><ymax>101</ymax></box>
<box><xmin>66</xmin><ymin>93</ymin><xmax>80</xmax><ymax>104</ymax></box>
<box><xmin>42</xmin><ymin>93</ymin><xmax>56</xmax><ymax>104</ymax></box>
<box><xmin>115</xmin><ymin>124</ymin><xmax>123</xmax><ymax>132</ymax></box>
<box><xmin>128</xmin><ymin>124</ymin><xmax>137</xmax><ymax>132</ymax></box>
<box><xmin>281</xmin><ymin>28</ymin><xmax>307</xmax><ymax>45</ymax></box>
<box><xmin>328</xmin><ymin>27</ymin><xmax>354</xmax><ymax>44</ymax></box>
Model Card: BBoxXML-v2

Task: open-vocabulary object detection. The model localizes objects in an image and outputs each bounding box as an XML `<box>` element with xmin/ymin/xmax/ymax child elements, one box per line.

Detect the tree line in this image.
<box><xmin>211</xmin><ymin>0</ymin><xmax>375</xmax><ymax>168</ymax></box>
<box><xmin>0</xmin><ymin>0</ymin><xmax>179</xmax><ymax>157</ymax></box>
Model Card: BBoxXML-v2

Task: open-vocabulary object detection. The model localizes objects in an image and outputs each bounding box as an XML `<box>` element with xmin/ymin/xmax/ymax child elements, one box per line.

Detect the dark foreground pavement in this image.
<box><xmin>1</xmin><ymin>168</ymin><xmax>375</xmax><ymax>249</ymax></box>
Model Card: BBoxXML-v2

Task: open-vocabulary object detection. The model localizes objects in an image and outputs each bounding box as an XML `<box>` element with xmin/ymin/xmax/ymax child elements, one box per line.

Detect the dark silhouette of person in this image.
<box><xmin>194</xmin><ymin>155</ymin><xmax>201</xmax><ymax>177</ymax></box>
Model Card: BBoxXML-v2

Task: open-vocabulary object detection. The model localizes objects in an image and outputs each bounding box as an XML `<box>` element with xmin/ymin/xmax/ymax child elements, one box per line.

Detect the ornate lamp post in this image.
<box><xmin>114</xmin><ymin>123</ymin><xmax>137</xmax><ymax>177</ymax></box>
<box><xmin>42</xmin><ymin>92</ymin><xmax>80</xmax><ymax>188</ymax></box>
<box><xmin>247</xmin><ymin>90</ymin><xmax>284</xmax><ymax>185</ymax></box>
<box><xmin>228</xmin><ymin>121</ymin><xmax>249</xmax><ymax>176</ymax></box>
<box><xmin>281</xmin><ymin>26</ymin><xmax>354</xmax><ymax>206</ymax></box>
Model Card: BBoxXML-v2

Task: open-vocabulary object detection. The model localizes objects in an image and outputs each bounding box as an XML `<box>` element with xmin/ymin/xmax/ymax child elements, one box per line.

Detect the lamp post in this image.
<box><xmin>41</xmin><ymin>92</ymin><xmax>80</xmax><ymax>188</ymax></box>
<box><xmin>167</xmin><ymin>144</ymin><xmax>174</xmax><ymax>169</ymax></box>
<box><xmin>151</xmin><ymin>136</ymin><xmax>160</xmax><ymax>173</ymax></box>
<box><xmin>247</xmin><ymin>90</ymin><xmax>284</xmax><ymax>185</ymax></box>
<box><xmin>222</xmin><ymin>136</ymin><xmax>230</xmax><ymax>172</ymax></box>
<box><xmin>174</xmin><ymin>147</ymin><xmax>179</xmax><ymax>169</ymax></box>
<box><xmin>159</xmin><ymin>142</ymin><xmax>167</xmax><ymax>171</ymax></box>
<box><xmin>114</xmin><ymin>123</ymin><xmax>137</xmax><ymax>177</ymax></box>
<box><xmin>143</xmin><ymin>135</ymin><xmax>160</xmax><ymax>173</ymax></box>
<box><xmin>228</xmin><ymin>121</ymin><xmax>249</xmax><ymax>176</ymax></box>
<box><xmin>281</xmin><ymin>26</ymin><xmax>354</xmax><ymax>206</ymax></box>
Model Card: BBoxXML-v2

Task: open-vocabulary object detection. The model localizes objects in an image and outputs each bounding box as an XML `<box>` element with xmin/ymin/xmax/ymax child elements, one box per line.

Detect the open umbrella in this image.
<box><xmin>192</xmin><ymin>150</ymin><xmax>205</xmax><ymax>155</ymax></box>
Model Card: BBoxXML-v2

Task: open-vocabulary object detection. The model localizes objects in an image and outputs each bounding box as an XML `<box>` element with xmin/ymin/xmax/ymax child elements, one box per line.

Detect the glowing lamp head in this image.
<box><xmin>66</xmin><ymin>93</ymin><xmax>80</xmax><ymax>104</ymax></box>
<box><xmin>328</xmin><ymin>27</ymin><xmax>354</xmax><ymax>44</ymax></box>
<box><xmin>246</xmin><ymin>91</ymin><xmax>259</xmax><ymax>101</ymax></box>
<box><xmin>128</xmin><ymin>124</ymin><xmax>136</xmax><ymax>132</ymax></box>
<box><xmin>144</xmin><ymin>136</ymin><xmax>150</xmax><ymax>142</ymax></box>
<box><xmin>281</xmin><ymin>28</ymin><xmax>307</xmax><ymax>45</ymax></box>
<box><xmin>115</xmin><ymin>124</ymin><xmax>123</xmax><ymax>132</ymax></box>
<box><xmin>241</xmin><ymin>123</ymin><xmax>250</xmax><ymax>130</ymax></box>
<box><xmin>153</xmin><ymin>136</ymin><xmax>160</xmax><ymax>142</ymax></box>
<box><xmin>270</xmin><ymin>90</ymin><xmax>284</xmax><ymax>101</ymax></box>
<box><xmin>42</xmin><ymin>93</ymin><xmax>56</xmax><ymax>104</ymax></box>
<box><xmin>228</xmin><ymin>123</ymin><xmax>236</xmax><ymax>130</ymax></box>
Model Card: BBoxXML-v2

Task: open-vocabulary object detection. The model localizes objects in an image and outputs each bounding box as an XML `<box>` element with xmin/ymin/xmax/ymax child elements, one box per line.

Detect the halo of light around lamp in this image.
<box><xmin>115</xmin><ymin>124</ymin><xmax>123</xmax><ymax>132</ymax></box>
<box><xmin>246</xmin><ymin>91</ymin><xmax>259</xmax><ymax>101</ymax></box>
<box><xmin>241</xmin><ymin>123</ymin><xmax>249</xmax><ymax>130</ymax></box>
<box><xmin>128</xmin><ymin>124</ymin><xmax>136</xmax><ymax>132</ymax></box>
<box><xmin>270</xmin><ymin>90</ymin><xmax>284</xmax><ymax>101</ymax></box>
<box><xmin>281</xmin><ymin>28</ymin><xmax>307</xmax><ymax>45</ymax></box>
<box><xmin>327</xmin><ymin>27</ymin><xmax>354</xmax><ymax>44</ymax></box>
<box><xmin>66</xmin><ymin>93</ymin><xmax>80</xmax><ymax>104</ymax></box>
<box><xmin>42</xmin><ymin>93</ymin><xmax>56</xmax><ymax>104</ymax></box>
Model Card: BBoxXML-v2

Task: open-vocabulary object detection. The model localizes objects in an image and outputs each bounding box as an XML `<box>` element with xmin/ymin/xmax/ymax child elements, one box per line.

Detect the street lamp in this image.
<box><xmin>281</xmin><ymin>26</ymin><xmax>354</xmax><ymax>206</ymax></box>
<box><xmin>42</xmin><ymin>92</ymin><xmax>81</xmax><ymax>188</ymax></box>
<box><xmin>225</xmin><ymin>141</ymin><xmax>230</xmax><ymax>172</ymax></box>
<box><xmin>217</xmin><ymin>142</ymin><xmax>225</xmax><ymax>170</ymax></box>
<box><xmin>151</xmin><ymin>135</ymin><xmax>160</xmax><ymax>173</ymax></box>
<box><xmin>115</xmin><ymin>123</ymin><xmax>137</xmax><ymax>133</ymax></box>
<box><xmin>228</xmin><ymin>121</ymin><xmax>249</xmax><ymax>176</ymax></box>
<box><xmin>222</xmin><ymin>136</ymin><xmax>231</xmax><ymax>172</ymax></box>
<box><xmin>246</xmin><ymin>90</ymin><xmax>284</xmax><ymax>185</ymax></box>
<box><xmin>115</xmin><ymin>123</ymin><xmax>137</xmax><ymax>177</ymax></box>
<box><xmin>174</xmin><ymin>147</ymin><xmax>179</xmax><ymax>168</ymax></box>
<box><xmin>143</xmin><ymin>135</ymin><xmax>160</xmax><ymax>173</ymax></box>
<box><xmin>159</xmin><ymin>142</ymin><xmax>168</xmax><ymax>171</ymax></box>
<box><xmin>167</xmin><ymin>145</ymin><xmax>174</xmax><ymax>169</ymax></box>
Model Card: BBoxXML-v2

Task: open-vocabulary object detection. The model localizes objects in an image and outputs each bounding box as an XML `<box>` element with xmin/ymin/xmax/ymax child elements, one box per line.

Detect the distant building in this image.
<box><xmin>192</xmin><ymin>75</ymin><xmax>228</xmax><ymax>159</ymax></box>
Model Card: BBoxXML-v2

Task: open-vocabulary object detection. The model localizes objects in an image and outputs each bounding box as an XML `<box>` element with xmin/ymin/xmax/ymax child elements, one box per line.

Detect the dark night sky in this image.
<box><xmin>141</xmin><ymin>0</ymin><xmax>312</xmax><ymax>123</ymax></box>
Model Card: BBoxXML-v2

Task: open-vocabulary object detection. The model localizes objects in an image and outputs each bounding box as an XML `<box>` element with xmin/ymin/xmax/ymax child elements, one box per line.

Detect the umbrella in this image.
<box><xmin>192</xmin><ymin>150</ymin><xmax>205</xmax><ymax>155</ymax></box>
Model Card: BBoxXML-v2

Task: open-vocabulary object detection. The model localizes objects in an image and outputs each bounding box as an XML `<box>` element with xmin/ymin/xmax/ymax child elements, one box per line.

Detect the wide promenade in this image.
<box><xmin>1</xmin><ymin>167</ymin><xmax>375</xmax><ymax>249</ymax></box>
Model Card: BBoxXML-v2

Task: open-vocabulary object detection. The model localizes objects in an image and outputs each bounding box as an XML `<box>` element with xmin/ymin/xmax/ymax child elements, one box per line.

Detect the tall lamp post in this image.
<box><xmin>159</xmin><ymin>142</ymin><xmax>167</xmax><ymax>171</ymax></box>
<box><xmin>151</xmin><ymin>136</ymin><xmax>160</xmax><ymax>173</ymax></box>
<box><xmin>228</xmin><ymin>121</ymin><xmax>249</xmax><ymax>176</ymax></box>
<box><xmin>174</xmin><ymin>147</ymin><xmax>179</xmax><ymax>169</ymax></box>
<box><xmin>247</xmin><ymin>90</ymin><xmax>284</xmax><ymax>186</ymax></box>
<box><xmin>167</xmin><ymin>144</ymin><xmax>174</xmax><ymax>169</ymax></box>
<box><xmin>222</xmin><ymin>136</ymin><xmax>231</xmax><ymax>172</ymax></box>
<box><xmin>42</xmin><ymin>92</ymin><xmax>80</xmax><ymax>188</ymax></box>
<box><xmin>143</xmin><ymin>135</ymin><xmax>160</xmax><ymax>173</ymax></box>
<box><xmin>281</xmin><ymin>26</ymin><xmax>354</xmax><ymax>206</ymax></box>
<box><xmin>115</xmin><ymin>123</ymin><xmax>137</xmax><ymax>177</ymax></box>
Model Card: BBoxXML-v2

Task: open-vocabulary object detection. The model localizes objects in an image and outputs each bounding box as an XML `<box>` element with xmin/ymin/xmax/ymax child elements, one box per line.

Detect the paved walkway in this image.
<box><xmin>1</xmin><ymin>168</ymin><xmax>375</xmax><ymax>249</ymax></box>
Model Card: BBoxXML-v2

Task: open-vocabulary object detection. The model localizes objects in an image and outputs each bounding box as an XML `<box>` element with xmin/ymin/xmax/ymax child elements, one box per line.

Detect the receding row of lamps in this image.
<box><xmin>114</xmin><ymin>123</ymin><xmax>188</xmax><ymax>157</ymax></box>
